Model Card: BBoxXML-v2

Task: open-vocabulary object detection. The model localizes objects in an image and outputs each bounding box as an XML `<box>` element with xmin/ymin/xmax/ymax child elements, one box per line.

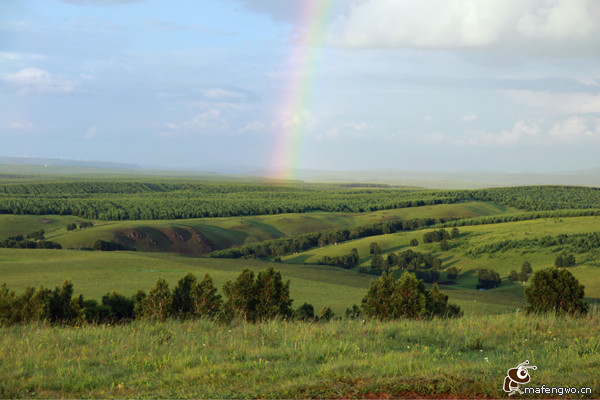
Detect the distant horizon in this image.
<box><xmin>3</xmin><ymin>155</ymin><xmax>600</xmax><ymax>190</ymax></box>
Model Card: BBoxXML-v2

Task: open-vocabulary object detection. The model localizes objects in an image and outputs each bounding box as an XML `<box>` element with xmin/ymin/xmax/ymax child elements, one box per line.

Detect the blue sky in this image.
<box><xmin>1</xmin><ymin>0</ymin><xmax>600</xmax><ymax>173</ymax></box>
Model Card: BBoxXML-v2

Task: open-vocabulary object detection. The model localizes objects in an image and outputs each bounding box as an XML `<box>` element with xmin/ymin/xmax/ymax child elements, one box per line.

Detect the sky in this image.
<box><xmin>1</xmin><ymin>0</ymin><xmax>600</xmax><ymax>176</ymax></box>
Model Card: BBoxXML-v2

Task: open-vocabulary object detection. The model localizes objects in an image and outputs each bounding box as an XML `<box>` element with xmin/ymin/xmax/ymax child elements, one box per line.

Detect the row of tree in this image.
<box><xmin>0</xmin><ymin>231</ymin><xmax>61</xmax><ymax>249</ymax></box>
<box><xmin>0</xmin><ymin>181</ymin><xmax>458</xmax><ymax>220</ymax></box>
<box><xmin>211</xmin><ymin>217</ymin><xmax>458</xmax><ymax>260</ymax></box>
<box><xmin>0</xmin><ymin>265</ymin><xmax>589</xmax><ymax>326</ymax></box>
<box><xmin>466</xmin><ymin>232</ymin><xmax>600</xmax><ymax>257</ymax></box>
<box><xmin>66</xmin><ymin>221</ymin><xmax>94</xmax><ymax>231</ymax></box>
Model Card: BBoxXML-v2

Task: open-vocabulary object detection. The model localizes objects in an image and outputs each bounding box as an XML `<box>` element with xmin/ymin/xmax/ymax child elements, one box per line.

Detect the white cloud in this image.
<box><xmin>547</xmin><ymin>116</ymin><xmax>600</xmax><ymax>142</ymax></box>
<box><xmin>457</xmin><ymin>116</ymin><xmax>600</xmax><ymax>146</ymax></box>
<box><xmin>344</xmin><ymin>121</ymin><xmax>374</xmax><ymax>131</ymax></box>
<box><xmin>10</xmin><ymin>121</ymin><xmax>34</xmax><ymax>130</ymax></box>
<box><xmin>325</xmin><ymin>0</ymin><xmax>600</xmax><ymax>54</ymax></box>
<box><xmin>201</xmin><ymin>88</ymin><xmax>246</xmax><ymax>101</ymax></box>
<box><xmin>163</xmin><ymin>109</ymin><xmax>229</xmax><ymax>137</ymax></box>
<box><xmin>460</xmin><ymin>120</ymin><xmax>541</xmax><ymax>146</ymax></box>
<box><xmin>507</xmin><ymin>90</ymin><xmax>600</xmax><ymax>114</ymax></box>
<box><xmin>84</xmin><ymin>126</ymin><xmax>97</xmax><ymax>139</ymax></box>
<box><xmin>0</xmin><ymin>52</ymin><xmax>44</xmax><ymax>61</ymax></box>
<box><xmin>3</xmin><ymin>68</ymin><xmax>76</xmax><ymax>94</ymax></box>
<box><xmin>238</xmin><ymin>121</ymin><xmax>265</xmax><ymax>134</ymax></box>
<box><xmin>461</xmin><ymin>114</ymin><xmax>477</xmax><ymax>122</ymax></box>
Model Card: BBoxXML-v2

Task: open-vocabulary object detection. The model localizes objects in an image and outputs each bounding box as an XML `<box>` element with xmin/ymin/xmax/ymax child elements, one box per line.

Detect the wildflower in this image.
<box><xmin>484</xmin><ymin>357</ymin><xmax>489</xmax><ymax>363</ymax></box>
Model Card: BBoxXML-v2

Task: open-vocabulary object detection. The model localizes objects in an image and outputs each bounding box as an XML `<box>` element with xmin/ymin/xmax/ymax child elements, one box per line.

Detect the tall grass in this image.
<box><xmin>2</xmin><ymin>309</ymin><xmax>599</xmax><ymax>398</ymax></box>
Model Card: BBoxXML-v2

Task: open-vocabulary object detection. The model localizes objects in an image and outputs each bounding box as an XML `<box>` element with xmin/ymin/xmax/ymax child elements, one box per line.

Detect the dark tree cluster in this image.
<box><xmin>423</xmin><ymin>229</ymin><xmax>450</xmax><ymax>244</ymax></box>
<box><xmin>1</xmin><ymin>233</ymin><xmax>61</xmax><ymax>249</ymax></box>
<box><xmin>555</xmin><ymin>254</ymin><xmax>576</xmax><ymax>268</ymax></box>
<box><xmin>211</xmin><ymin>216</ymin><xmax>454</xmax><ymax>259</ymax></box>
<box><xmin>0</xmin><ymin>181</ymin><xmax>458</xmax><ymax>220</ymax></box>
<box><xmin>454</xmin><ymin>185</ymin><xmax>600</xmax><ymax>211</ymax></box>
<box><xmin>476</xmin><ymin>268</ymin><xmax>502</xmax><ymax>289</ymax></box>
<box><xmin>466</xmin><ymin>231</ymin><xmax>600</xmax><ymax>257</ymax></box>
<box><xmin>360</xmin><ymin>249</ymin><xmax>442</xmax><ymax>283</ymax></box>
<box><xmin>93</xmin><ymin>240</ymin><xmax>135</xmax><ymax>251</ymax></box>
<box><xmin>316</xmin><ymin>248</ymin><xmax>360</xmax><ymax>269</ymax></box>
<box><xmin>361</xmin><ymin>272</ymin><xmax>462</xmax><ymax>320</ymax></box>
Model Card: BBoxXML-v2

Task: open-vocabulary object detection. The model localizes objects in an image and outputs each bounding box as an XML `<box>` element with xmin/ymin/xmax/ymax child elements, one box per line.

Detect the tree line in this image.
<box><xmin>210</xmin><ymin>217</ymin><xmax>458</xmax><ymax>259</ymax></box>
<box><xmin>1</xmin><ymin>265</ymin><xmax>588</xmax><ymax>326</ymax></box>
<box><xmin>466</xmin><ymin>231</ymin><xmax>600</xmax><ymax>257</ymax></box>
<box><xmin>0</xmin><ymin>267</ymin><xmax>465</xmax><ymax>327</ymax></box>
<box><xmin>0</xmin><ymin>181</ymin><xmax>457</xmax><ymax>220</ymax></box>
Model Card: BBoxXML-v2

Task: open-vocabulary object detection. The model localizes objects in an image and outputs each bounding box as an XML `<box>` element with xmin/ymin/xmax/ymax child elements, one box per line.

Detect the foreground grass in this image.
<box><xmin>2</xmin><ymin>312</ymin><xmax>599</xmax><ymax>398</ymax></box>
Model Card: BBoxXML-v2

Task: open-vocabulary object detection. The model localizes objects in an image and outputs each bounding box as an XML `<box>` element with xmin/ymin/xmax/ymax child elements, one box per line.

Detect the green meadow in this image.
<box><xmin>1</xmin><ymin>312</ymin><xmax>599</xmax><ymax>399</ymax></box>
<box><xmin>0</xmin><ymin>200</ymin><xmax>513</xmax><ymax>254</ymax></box>
<box><xmin>2</xmin><ymin>179</ymin><xmax>600</xmax><ymax>398</ymax></box>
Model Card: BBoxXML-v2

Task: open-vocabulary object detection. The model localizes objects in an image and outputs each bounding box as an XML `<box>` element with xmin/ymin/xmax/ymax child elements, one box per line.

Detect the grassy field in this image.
<box><xmin>0</xmin><ymin>248</ymin><xmax>374</xmax><ymax>315</ymax></box>
<box><xmin>282</xmin><ymin>215</ymin><xmax>600</xmax><ymax>311</ymax></box>
<box><xmin>0</xmin><ymin>201</ymin><xmax>515</xmax><ymax>254</ymax></box>
<box><xmin>1</xmin><ymin>312</ymin><xmax>599</xmax><ymax>399</ymax></box>
<box><xmin>3</xmin><ymin>214</ymin><xmax>600</xmax><ymax>316</ymax></box>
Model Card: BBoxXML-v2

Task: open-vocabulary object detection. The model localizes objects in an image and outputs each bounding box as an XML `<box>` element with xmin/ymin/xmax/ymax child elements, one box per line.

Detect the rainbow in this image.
<box><xmin>269</xmin><ymin>0</ymin><xmax>334</xmax><ymax>180</ymax></box>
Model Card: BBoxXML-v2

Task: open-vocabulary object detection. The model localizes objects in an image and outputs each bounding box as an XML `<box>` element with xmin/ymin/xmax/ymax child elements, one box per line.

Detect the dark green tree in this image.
<box><xmin>525</xmin><ymin>268</ymin><xmax>588</xmax><ymax>316</ymax></box>
<box><xmin>223</xmin><ymin>269</ymin><xmax>257</xmax><ymax>322</ymax></box>
<box><xmin>451</xmin><ymin>227</ymin><xmax>460</xmax><ymax>239</ymax></box>
<box><xmin>476</xmin><ymin>268</ymin><xmax>501</xmax><ymax>289</ymax></box>
<box><xmin>253</xmin><ymin>267</ymin><xmax>293</xmax><ymax>321</ymax></box>
<box><xmin>318</xmin><ymin>306</ymin><xmax>335</xmax><ymax>322</ymax></box>
<box><xmin>101</xmin><ymin>291</ymin><xmax>135</xmax><ymax>322</ymax></box>
<box><xmin>369</xmin><ymin>242</ymin><xmax>381</xmax><ymax>255</ymax></box>
<box><xmin>440</xmin><ymin>240</ymin><xmax>449</xmax><ymax>251</ymax></box>
<box><xmin>446</xmin><ymin>266</ymin><xmax>458</xmax><ymax>280</ymax></box>
<box><xmin>522</xmin><ymin>261</ymin><xmax>532</xmax><ymax>274</ymax></box>
<box><xmin>509</xmin><ymin>270</ymin><xmax>519</xmax><ymax>282</ymax></box>
<box><xmin>140</xmin><ymin>278</ymin><xmax>172</xmax><ymax>321</ymax></box>
<box><xmin>410</xmin><ymin>238</ymin><xmax>419</xmax><ymax>247</ymax></box>
<box><xmin>191</xmin><ymin>274</ymin><xmax>222</xmax><ymax>319</ymax></box>
<box><xmin>171</xmin><ymin>273</ymin><xmax>198</xmax><ymax>318</ymax></box>
<box><xmin>294</xmin><ymin>303</ymin><xmax>315</xmax><ymax>321</ymax></box>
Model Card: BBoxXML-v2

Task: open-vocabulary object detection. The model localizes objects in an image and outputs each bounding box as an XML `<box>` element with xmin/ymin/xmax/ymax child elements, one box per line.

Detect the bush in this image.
<box><xmin>101</xmin><ymin>292</ymin><xmax>135</xmax><ymax>322</ymax></box>
<box><xmin>318</xmin><ymin>307</ymin><xmax>335</xmax><ymax>322</ymax></box>
<box><xmin>446</xmin><ymin>267</ymin><xmax>458</xmax><ymax>280</ymax></box>
<box><xmin>223</xmin><ymin>267</ymin><xmax>292</xmax><ymax>322</ymax></box>
<box><xmin>476</xmin><ymin>268</ymin><xmax>501</xmax><ymax>289</ymax></box>
<box><xmin>410</xmin><ymin>238</ymin><xmax>418</xmax><ymax>247</ymax></box>
<box><xmin>344</xmin><ymin>304</ymin><xmax>362</xmax><ymax>320</ymax></box>
<box><xmin>361</xmin><ymin>271</ymin><xmax>461</xmax><ymax>320</ymax></box>
<box><xmin>525</xmin><ymin>268</ymin><xmax>588</xmax><ymax>316</ymax></box>
<box><xmin>140</xmin><ymin>278</ymin><xmax>172</xmax><ymax>321</ymax></box>
<box><xmin>294</xmin><ymin>303</ymin><xmax>315</xmax><ymax>321</ymax></box>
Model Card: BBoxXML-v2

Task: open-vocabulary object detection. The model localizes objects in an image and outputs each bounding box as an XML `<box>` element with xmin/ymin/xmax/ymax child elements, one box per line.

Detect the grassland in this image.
<box><xmin>1</xmin><ymin>312</ymin><xmax>599</xmax><ymax>399</ymax></box>
<box><xmin>282</xmin><ymin>215</ymin><xmax>600</xmax><ymax>312</ymax></box>
<box><xmin>0</xmin><ymin>201</ymin><xmax>514</xmax><ymax>254</ymax></box>
<box><xmin>0</xmin><ymin>248</ymin><xmax>374</xmax><ymax>315</ymax></box>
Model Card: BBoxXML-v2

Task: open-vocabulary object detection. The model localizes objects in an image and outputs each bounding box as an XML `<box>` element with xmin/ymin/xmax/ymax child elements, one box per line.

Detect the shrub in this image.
<box><xmin>476</xmin><ymin>268</ymin><xmax>501</xmax><ymax>289</ymax></box>
<box><xmin>294</xmin><ymin>303</ymin><xmax>315</xmax><ymax>321</ymax></box>
<box><xmin>140</xmin><ymin>278</ymin><xmax>172</xmax><ymax>321</ymax></box>
<box><xmin>525</xmin><ymin>268</ymin><xmax>588</xmax><ymax>316</ymax></box>
<box><xmin>361</xmin><ymin>271</ymin><xmax>461</xmax><ymax>320</ymax></box>
<box><xmin>101</xmin><ymin>291</ymin><xmax>135</xmax><ymax>322</ymax></box>
<box><xmin>446</xmin><ymin>267</ymin><xmax>458</xmax><ymax>280</ymax></box>
<box><xmin>318</xmin><ymin>307</ymin><xmax>335</xmax><ymax>322</ymax></box>
<box><xmin>223</xmin><ymin>267</ymin><xmax>292</xmax><ymax>322</ymax></box>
